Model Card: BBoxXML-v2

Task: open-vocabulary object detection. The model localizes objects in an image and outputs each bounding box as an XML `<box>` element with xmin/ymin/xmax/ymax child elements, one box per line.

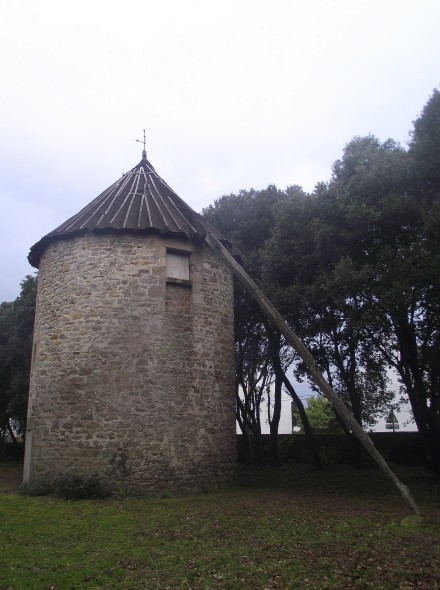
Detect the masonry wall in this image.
<box><xmin>24</xmin><ymin>232</ymin><xmax>236</xmax><ymax>493</ymax></box>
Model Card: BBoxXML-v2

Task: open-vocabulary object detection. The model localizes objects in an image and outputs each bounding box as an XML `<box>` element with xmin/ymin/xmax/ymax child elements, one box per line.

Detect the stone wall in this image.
<box><xmin>24</xmin><ymin>232</ymin><xmax>236</xmax><ymax>493</ymax></box>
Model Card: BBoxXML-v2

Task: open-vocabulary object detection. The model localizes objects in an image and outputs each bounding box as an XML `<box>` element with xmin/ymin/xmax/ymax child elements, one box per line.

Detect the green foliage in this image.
<box><xmin>18</xmin><ymin>478</ymin><xmax>54</xmax><ymax>497</ymax></box>
<box><xmin>55</xmin><ymin>475</ymin><xmax>109</xmax><ymax>500</ymax></box>
<box><xmin>410</xmin><ymin>88</ymin><xmax>440</xmax><ymax>192</ymax></box>
<box><xmin>203</xmin><ymin>185</ymin><xmax>286</xmax><ymax>278</ymax></box>
<box><xmin>0</xmin><ymin>275</ymin><xmax>37</xmax><ymax>440</ymax></box>
<box><xmin>263</xmin><ymin>167</ymin><xmax>395</xmax><ymax>428</ymax></box>
<box><xmin>294</xmin><ymin>396</ymin><xmax>344</xmax><ymax>434</ymax></box>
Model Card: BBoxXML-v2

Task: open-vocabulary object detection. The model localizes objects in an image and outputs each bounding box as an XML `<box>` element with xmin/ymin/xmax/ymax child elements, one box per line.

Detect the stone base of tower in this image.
<box><xmin>24</xmin><ymin>436</ymin><xmax>237</xmax><ymax>496</ymax></box>
<box><xmin>24</xmin><ymin>233</ymin><xmax>237</xmax><ymax>495</ymax></box>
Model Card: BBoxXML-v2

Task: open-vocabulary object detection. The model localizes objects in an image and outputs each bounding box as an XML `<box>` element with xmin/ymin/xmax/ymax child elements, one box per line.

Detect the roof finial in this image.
<box><xmin>136</xmin><ymin>129</ymin><xmax>147</xmax><ymax>160</ymax></box>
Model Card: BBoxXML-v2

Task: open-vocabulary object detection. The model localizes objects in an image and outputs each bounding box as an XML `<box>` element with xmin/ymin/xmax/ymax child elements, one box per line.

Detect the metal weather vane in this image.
<box><xmin>136</xmin><ymin>129</ymin><xmax>147</xmax><ymax>159</ymax></box>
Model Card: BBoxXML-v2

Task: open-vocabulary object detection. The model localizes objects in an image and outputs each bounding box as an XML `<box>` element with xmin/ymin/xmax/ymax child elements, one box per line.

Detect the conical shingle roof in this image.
<box><xmin>29</xmin><ymin>156</ymin><xmax>236</xmax><ymax>268</ymax></box>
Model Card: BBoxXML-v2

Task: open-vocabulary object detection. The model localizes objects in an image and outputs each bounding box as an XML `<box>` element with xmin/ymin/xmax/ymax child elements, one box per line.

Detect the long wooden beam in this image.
<box><xmin>205</xmin><ymin>233</ymin><xmax>421</xmax><ymax>515</ymax></box>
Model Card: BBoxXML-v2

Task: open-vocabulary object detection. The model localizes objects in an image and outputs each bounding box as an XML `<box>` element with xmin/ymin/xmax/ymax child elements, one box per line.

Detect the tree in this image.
<box><xmin>326</xmin><ymin>131</ymin><xmax>440</xmax><ymax>473</ymax></box>
<box><xmin>306</xmin><ymin>120</ymin><xmax>440</xmax><ymax>474</ymax></box>
<box><xmin>203</xmin><ymin>88</ymin><xmax>439</xmax><ymax>488</ymax></box>
<box><xmin>263</xmin><ymin>179</ymin><xmax>393</xmax><ymax>437</ymax></box>
<box><xmin>204</xmin><ymin>186</ymin><xmax>286</xmax><ymax>465</ymax></box>
<box><xmin>204</xmin><ymin>185</ymin><xmax>322</xmax><ymax>467</ymax></box>
<box><xmin>0</xmin><ymin>275</ymin><xmax>37</xmax><ymax>443</ymax></box>
<box><xmin>206</xmin><ymin>232</ymin><xmax>421</xmax><ymax>514</ymax></box>
<box><xmin>410</xmin><ymin>88</ymin><xmax>440</xmax><ymax>195</ymax></box>
<box><xmin>234</xmin><ymin>288</ymin><xmax>273</xmax><ymax>465</ymax></box>
<box><xmin>0</xmin><ymin>300</ymin><xmax>14</xmax><ymax>441</ymax></box>
<box><xmin>404</xmin><ymin>88</ymin><xmax>440</xmax><ymax>472</ymax></box>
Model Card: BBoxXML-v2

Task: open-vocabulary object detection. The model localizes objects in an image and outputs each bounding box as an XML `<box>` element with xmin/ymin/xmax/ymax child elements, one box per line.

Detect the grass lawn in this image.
<box><xmin>1</xmin><ymin>462</ymin><xmax>439</xmax><ymax>590</ymax></box>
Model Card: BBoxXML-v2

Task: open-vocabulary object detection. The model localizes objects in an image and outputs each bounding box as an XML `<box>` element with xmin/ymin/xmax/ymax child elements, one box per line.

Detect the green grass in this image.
<box><xmin>1</xmin><ymin>463</ymin><xmax>439</xmax><ymax>590</ymax></box>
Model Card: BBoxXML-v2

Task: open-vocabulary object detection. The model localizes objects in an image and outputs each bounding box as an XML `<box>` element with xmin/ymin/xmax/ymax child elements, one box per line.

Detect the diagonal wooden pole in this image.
<box><xmin>205</xmin><ymin>233</ymin><xmax>421</xmax><ymax>515</ymax></box>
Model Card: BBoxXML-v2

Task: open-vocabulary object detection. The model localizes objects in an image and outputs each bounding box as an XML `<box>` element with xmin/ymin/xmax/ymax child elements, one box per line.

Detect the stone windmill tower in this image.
<box><xmin>23</xmin><ymin>144</ymin><xmax>237</xmax><ymax>493</ymax></box>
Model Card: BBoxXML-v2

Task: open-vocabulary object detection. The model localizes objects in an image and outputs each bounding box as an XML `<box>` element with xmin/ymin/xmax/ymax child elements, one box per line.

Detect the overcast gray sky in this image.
<box><xmin>1</xmin><ymin>0</ymin><xmax>439</xmax><ymax>301</ymax></box>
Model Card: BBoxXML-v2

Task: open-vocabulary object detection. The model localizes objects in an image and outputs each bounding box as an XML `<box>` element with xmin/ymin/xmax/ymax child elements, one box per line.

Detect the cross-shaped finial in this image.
<box><xmin>136</xmin><ymin>129</ymin><xmax>147</xmax><ymax>160</ymax></box>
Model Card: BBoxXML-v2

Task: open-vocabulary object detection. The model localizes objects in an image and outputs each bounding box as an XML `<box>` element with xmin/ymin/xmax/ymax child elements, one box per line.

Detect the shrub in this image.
<box><xmin>19</xmin><ymin>474</ymin><xmax>110</xmax><ymax>500</ymax></box>
<box><xmin>18</xmin><ymin>479</ymin><xmax>55</xmax><ymax>497</ymax></box>
<box><xmin>55</xmin><ymin>475</ymin><xmax>109</xmax><ymax>500</ymax></box>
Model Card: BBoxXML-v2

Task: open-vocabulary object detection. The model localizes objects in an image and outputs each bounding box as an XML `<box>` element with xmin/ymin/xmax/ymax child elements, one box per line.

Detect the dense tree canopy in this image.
<box><xmin>204</xmin><ymin>88</ymin><xmax>440</xmax><ymax>472</ymax></box>
<box><xmin>0</xmin><ymin>275</ymin><xmax>36</xmax><ymax>443</ymax></box>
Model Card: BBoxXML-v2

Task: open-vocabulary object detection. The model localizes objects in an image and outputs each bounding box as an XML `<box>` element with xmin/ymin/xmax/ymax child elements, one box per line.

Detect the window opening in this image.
<box><xmin>167</xmin><ymin>251</ymin><xmax>190</xmax><ymax>282</ymax></box>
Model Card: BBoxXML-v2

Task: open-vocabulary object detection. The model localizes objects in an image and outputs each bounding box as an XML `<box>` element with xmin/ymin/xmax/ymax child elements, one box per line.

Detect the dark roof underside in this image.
<box><xmin>29</xmin><ymin>158</ymin><xmax>236</xmax><ymax>268</ymax></box>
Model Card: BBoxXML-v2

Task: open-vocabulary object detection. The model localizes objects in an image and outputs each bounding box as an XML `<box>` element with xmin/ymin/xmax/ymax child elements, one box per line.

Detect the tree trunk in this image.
<box><xmin>269</xmin><ymin>374</ymin><xmax>282</xmax><ymax>467</ymax></box>
<box><xmin>281</xmin><ymin>374</ymin><xmax>324</xmax><ymax>471</ymax></box>
<box><xmin>350</xmin><ymin>392</ymin><xmax>367</xmax><ymax>469</ymax></box>
<box><xmin>235</xmin><ymin>384</ymin><xmax>264</xmax><ymax>465</ymax></box>
<box><xmin>6</xmin><ymin>419</ymin><xmax>18</xmax><ymax>446</ymax></box>
<box><xmin>206</xmin><ymin>233</ymin><xmax>421</xmax><ymax>515</ymax></box>
<box><xmin>235</xmin><ymin>381</ymin><xmax>253</xmax><ymax>464</ymax></box>
<box><xmin>394</xmin><ymin>315</ymin><xmax>440</xmax><ymax>477</ymax></box>
<box><xmin>268</xmin><ymin>330</ymin><xmax>324</xmax><ymax>470</ymax></box>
